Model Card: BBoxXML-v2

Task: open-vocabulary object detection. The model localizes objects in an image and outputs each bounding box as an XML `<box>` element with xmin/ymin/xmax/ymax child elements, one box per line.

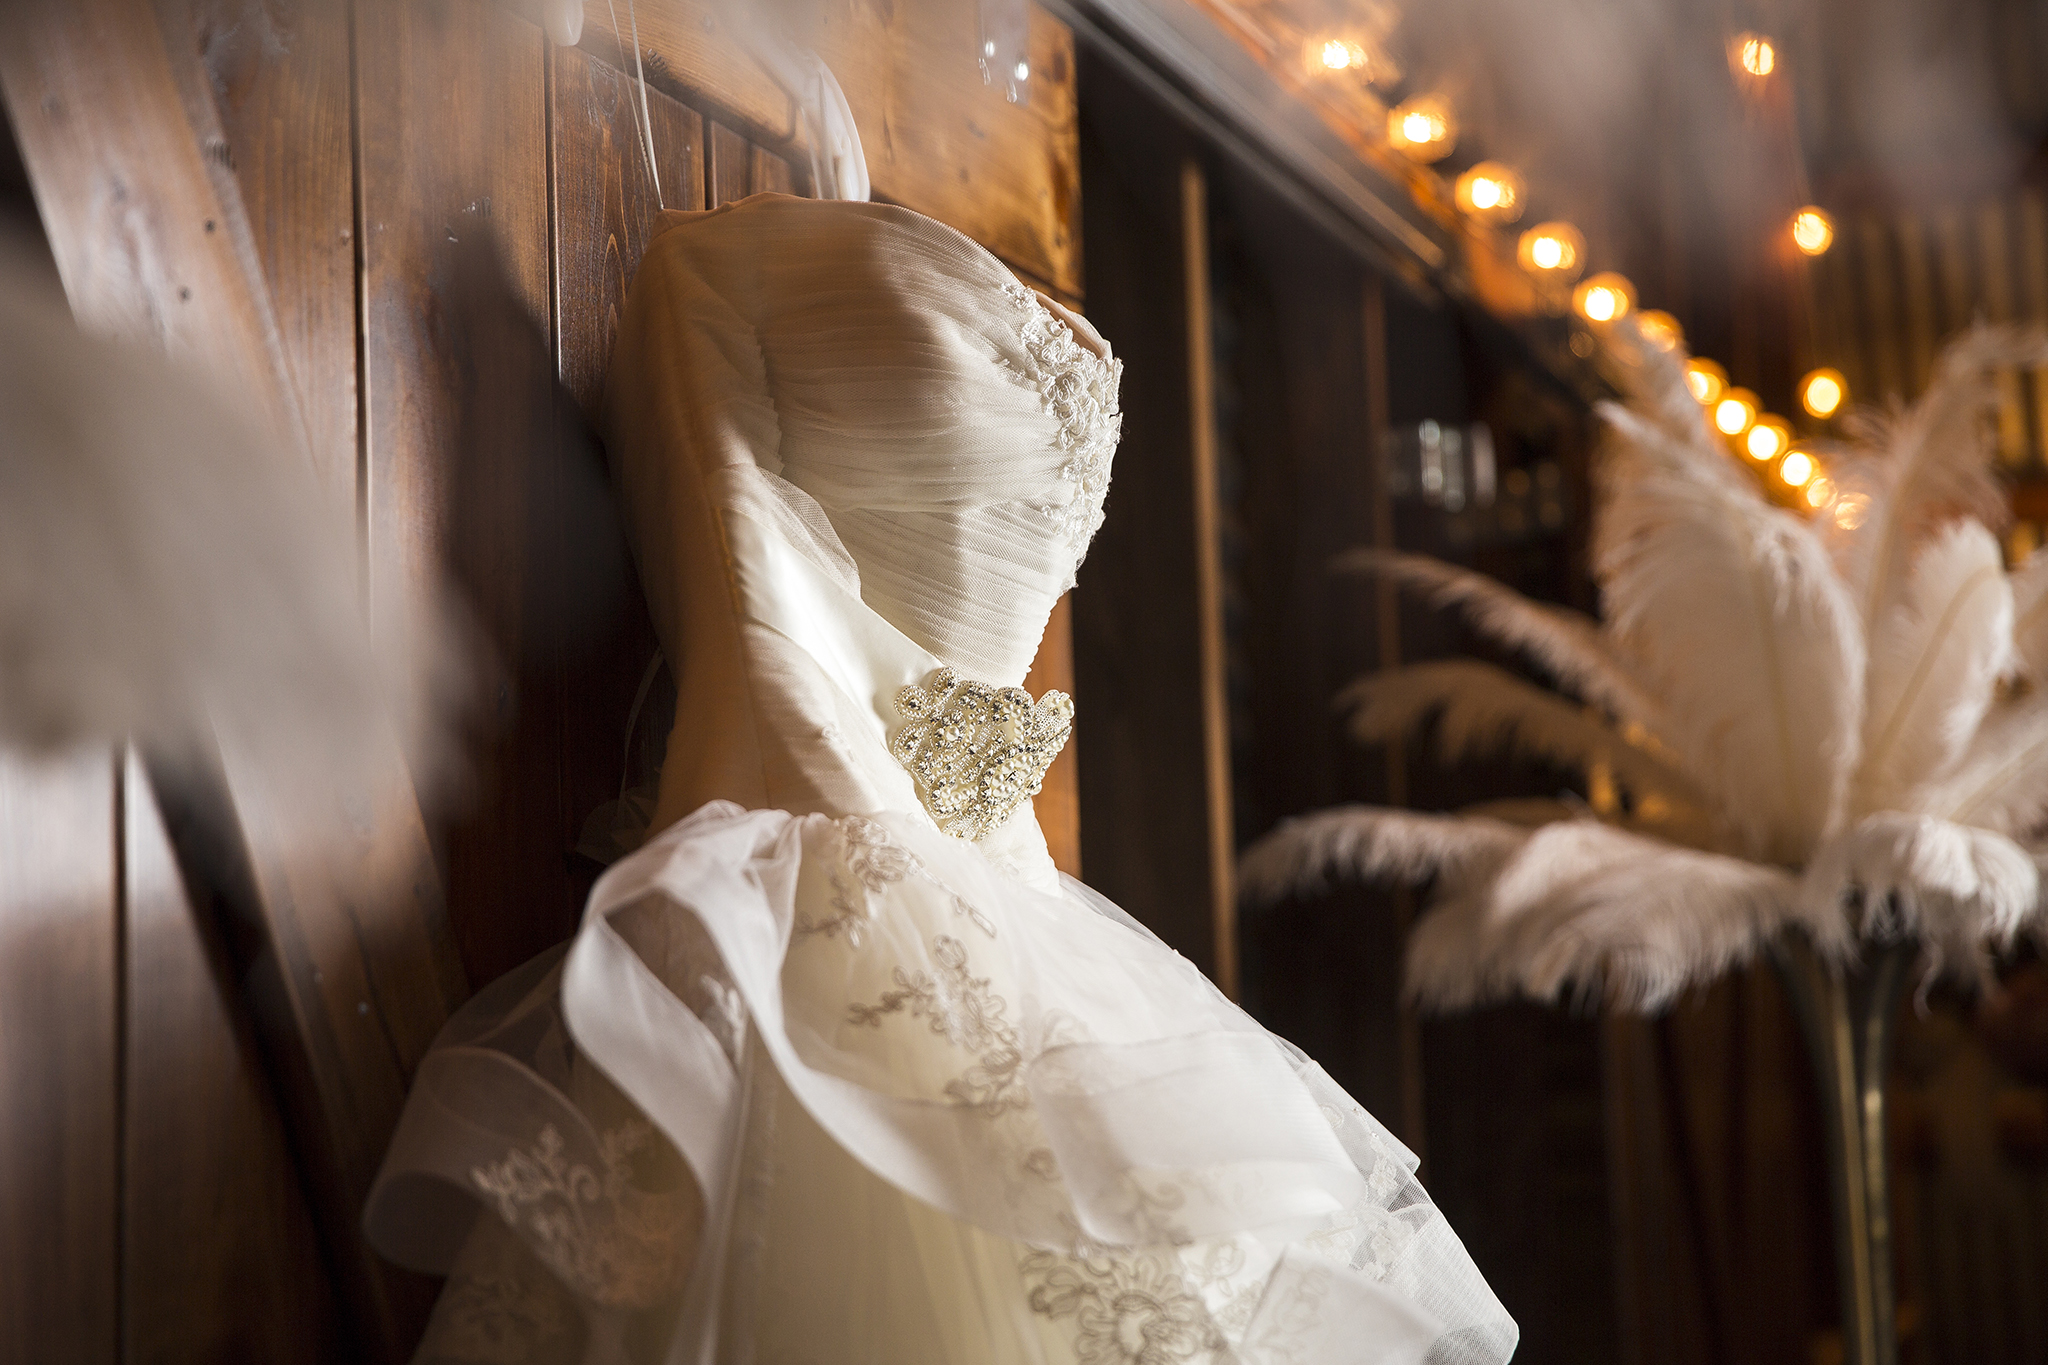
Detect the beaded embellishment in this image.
<box><xmin>891</xmin><ymin>668</ymin><xmax>1075</xmax><ymax>841</ymax></box>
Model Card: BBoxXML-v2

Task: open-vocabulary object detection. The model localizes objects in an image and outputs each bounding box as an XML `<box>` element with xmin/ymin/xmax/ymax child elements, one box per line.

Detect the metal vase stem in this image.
<box><xmin>1767</xmin><ymin>933</ymin><xmax>1917</xmax><ymax>1365</ymax></box>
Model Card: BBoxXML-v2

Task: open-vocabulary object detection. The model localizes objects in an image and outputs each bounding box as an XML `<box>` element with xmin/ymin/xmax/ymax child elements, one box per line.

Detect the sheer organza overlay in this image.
<box><xmin>364</xmin><ymin>195</ymin><xmax>1515</xmax><ymax>1365</ymax></box>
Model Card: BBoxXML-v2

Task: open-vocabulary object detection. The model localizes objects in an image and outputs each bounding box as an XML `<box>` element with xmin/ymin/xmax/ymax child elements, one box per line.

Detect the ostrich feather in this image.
<box><xmin>1853</xmin><ymin>520</ymin><xmax>2012</xmax><ymax>812</ymax></box>
<box><xmin>1914</xmin><ymin>690</ymin><xmax>2048</xmax><ymax>836</ymax></box>
<box><xmin>1804</xmin><ymin>812</ymin><xmax>2038</xmax><ymax>956</ymax></box>
<box><xmin>1592</xmin><ymin>431</ymin><xmax>1865</xmax><ymax>863</ymax></box>
<box><xmin>1338</xmin><ymin>659</ymin><xmax>1704</xmax><ymax>810</ymax></box>
<box><xmin>1602</xmin><ymin>314</ymin><xmax>1725</xmax><ymax>455</ymax></box>
<box><xmin>1406</xmin><ymin>819</ymin><xmax>1814</xmax><ymax>1013</ymax></box>
<box><xmin>1237</xmin><ymin>805</ymin><xmax>1525</xmax><ymax>905</ymax></box>
<box><xmin>1832</xmin><ymin>325</ymin><xmax>2048</xmax><ymax>632</ymax></box>
<box><xmin>1333</xmin><ymin>549</ymin><xmax>1668</xmax><ymax>732</ymax></box>
<box><xmin>2008</xmin><ymin>550</ymin><xmax>2048</xmax><ymax>683</ymax></box>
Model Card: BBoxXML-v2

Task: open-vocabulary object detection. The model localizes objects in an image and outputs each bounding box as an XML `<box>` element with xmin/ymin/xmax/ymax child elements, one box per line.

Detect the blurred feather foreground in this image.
<box><xmin>1242</xmin><ymin>318</ymin><xmax>2048</xmax><ymax>1012</ymax></box>
<box><xmin>0</xmin><ymin>242</ymin><xmax>481</xmax><ymax>852</ymax></box>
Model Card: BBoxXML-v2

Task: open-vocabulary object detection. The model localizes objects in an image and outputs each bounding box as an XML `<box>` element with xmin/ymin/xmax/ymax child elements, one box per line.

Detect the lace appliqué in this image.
<box><xmin>470</xmin><ymin>1121</ymin><xmax>686</xmax><ymax>1309</ymax></box>
<box><xmin>1001</xmin><ymin>278</ymin><xmax>1123</xmax><ymax>584</ymax></box>
<box><xmin>1022</xmin><ymin>1244</ymin><xmax>1228</xmax><ymax>1365</ymax></box>
<box><xmin>893</xmin><ymin>668</ymin><xmax>1073</xmax><ymax>842</ymax></box>
<box><xmin>846</xmin><ymin>933</ymin><xmax>1028</xmax><ymax>1114</ymax></box>
<box><xmin>795</xmin><ymin>815</ymin><xmax>997</xmax><ymax>945</ymax></box>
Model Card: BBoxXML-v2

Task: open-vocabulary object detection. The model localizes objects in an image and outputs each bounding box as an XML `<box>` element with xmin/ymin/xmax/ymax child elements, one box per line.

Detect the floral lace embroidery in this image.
<box><xmin>845</xmin><ymin>934</ymin><xmax>1028</xmax><ymax>1114</ymax></box>
<box><xmin>425</xmin><ymin>1267</ymin><xmax>575</xmax><ymax>1364</ymax></box>
<box><xmin>470</xmin><ymin>1121</ymin><xmax>686</xmax><ymax>1309</ymax></box>
<box><xmin>1022</xmin><ymin>1245</ymin><xmax>1227</xmax><ymax>1365</ymax></box>
<box><xmin>796</xmin><ymin>816</ymin><xmax>997</xmax><ymax>944</ymax></box>
<box><xmin>1001</xmin><ymin>279</ymin><xmax>1123</xmax><ymax>584</ymax></box>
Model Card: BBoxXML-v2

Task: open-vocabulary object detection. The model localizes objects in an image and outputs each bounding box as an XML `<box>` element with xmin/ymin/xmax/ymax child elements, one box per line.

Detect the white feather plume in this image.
<box><xmin>1406</xmin><ymin>819</ymin><xmax>1817</xmax><ymax>1013</ymax></box>
<box><xmin>1593</xmin><ymin>424</ymin><xmax>1866</xmax><ymax>863</ymax></box>
<box><xmin>1237</xmin><ymin>806</ymin><xmax>1526</xmax><ymax>905</ymax></box>
<box><xmin>1338</xmin><ymin>659</ymin><xmax>1705</xmax><ymax>811</ymax></box>
<box><xmin>1831</xmin><ymin>325</ymin><xmax>2047</xmax><ymax>633</ymax></box>
<box><xmin>1913</xmin><ymin>690</ymin><xmax>2048</xmax><ymax>836</ymax></box>
<box><xmin>1803</xmin><ymin>812</ymin><xmax>2038</xmax><ymax>959</ymax></box>
<box><xmin>1333</xmin><ymin>549</ymin><xmax>1669</xmax><ymax>733</ymax></box>
<box><xmin>1853</xmin><ymin>520</ymin><xmax>2012</xmax><ymax>812</ymax></box>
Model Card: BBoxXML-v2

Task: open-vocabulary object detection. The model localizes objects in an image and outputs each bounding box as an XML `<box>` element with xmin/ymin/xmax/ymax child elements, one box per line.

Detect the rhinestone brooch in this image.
<box><xmin>890</xmin><ymin>668</ymin><xmax>1075</xmax><ymax>842</ymax></box>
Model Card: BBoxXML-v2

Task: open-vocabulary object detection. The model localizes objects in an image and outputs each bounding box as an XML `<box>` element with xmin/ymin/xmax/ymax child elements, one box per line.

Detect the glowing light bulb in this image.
<box><xmin>1799</xmin><ymin>367</ymin><xmax>1846</xmax><ymax>419</ymax></box>
<box><xmin>1733</xmin><ymin>32</ymin><xmax>1776</xmax><ymax>77</ymax></box>
<box><xmin>1746</xmin><ymin>416</ymin><xmax>1792</xmax><ymax>462</ymax></box>
<box><xmin>1310</xmin><ymin>36</ymin><xmax>1374</xmax><ymax>76</ymax></box>
<box><xmin>1714</xmin><ymin>388</ymin><xmax>1759</xmax><ymax>437</ymax></box>
<box><xmin>1779</xmin><ymin>449</ymin><xmax>1816</xmax><ymax>488</ymax></box>
<box><xmin>1387</xmin><ymin>97</ymin><xmax>1456</xmax><ymax>163</ymax></box>
<box><xmin>1572</xmin><ymin>272</ymin><xmax>1636</xmax><ymax>324</ymax></box>
<box><xmin>1833</xmin><ymin>492</ymin><xmax>1870</xmax><ymax>530</ymax></box>
<box><xmin>1516</xmin><ymin>222</ymin><xmax>1586</xmax><ymax>281</ymax></box>
<box><xmin>1454</xmin><ymin>162</ymin><xmax>1524</xmax><ymax>223</ymax></box>
<box><xmin>1637</xmin><ymin>310</ymin><xmax>1683</xmax><ymax>352</ymax></box>
<box><xmin>1321</xmin><ymin>39</ymin><xmax>1354</xmax><ymax>70</ymax></box>
<box><xmin>1804</xmin><ymin>475</ymin><xmax>1835</xmax><ymax>509</ymax></box>
<box><xmin>1791</xmin><ymin>207</ymin><xmax>1834</xmax><ymax>256</ymax></box>
<box><xmin>1685</xmin><ymin>357</ymin><xmax>1728</xmax><ymax>405</ymax></box>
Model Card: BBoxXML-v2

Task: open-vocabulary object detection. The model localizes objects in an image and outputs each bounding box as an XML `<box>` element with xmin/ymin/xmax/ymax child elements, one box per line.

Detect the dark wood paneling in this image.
<box><xmin>355</xmin><ymin>0</ymin><xmax>556</xmax><ymax>990</ymax></box>
<box><xmin>751</xmin><ymin>143</ymin><xmax>794</xmax><ymax>197</ymax></box>
<box><xmin>1023</xmin><ymin>594</ymin><xmax>1082</xmax><ymax>877</ymax></box>
<box><xmin>0</xmin><ymin>752</ymin><xmax>118</xmax><ymax>1365</ymax></box>
<box><xmin>122</xmin><ymin>754</ymin><xmax>337</xmax><ymax>1364</ymax></box>
<box><xmin>707</xmin><ymin>120</ymin><xmax>751</xmax><ymax>206</ymax></box>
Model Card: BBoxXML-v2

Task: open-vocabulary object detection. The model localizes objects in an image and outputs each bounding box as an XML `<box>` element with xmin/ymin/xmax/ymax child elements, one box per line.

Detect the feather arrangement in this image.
<box><xmin>1243</xmin><ymin>318</ymin><xmax>2048</xmax><ymax>1012</ymax></box>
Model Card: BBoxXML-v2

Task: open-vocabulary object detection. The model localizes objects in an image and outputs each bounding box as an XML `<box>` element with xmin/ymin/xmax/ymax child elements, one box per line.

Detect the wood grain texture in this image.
<box><xmin>706</xmin><ymin>120</ymin><xmax>751</xmax><ymax>207</ymax></box>
<box><xmin>1023</xmin><ymin>594</ymin><xmax>1081</xmax><ymax>878</ymax></box>
<box><xmin>750</xmin><ymin>143</ymin><xmax>795</xmax><ymax>197</ymax></box>
<box><xmin>122</xmin><ymin>753</ymin><xmax>338</xmax><ymax>1365</ymax></box>
<box><xmin>581</xmin><ymin>0</ymin><xmax>1082</xmax><ymax>297</ymax></box>
<box><xmin>0</xmin><ymin>752</ymin><xmax>118</xmax><ymax>1365</ymax></box>
<box><xmin>550</xmin><ymin>44</ymin><xmax>700</xmax><ymax>919</ymax></box>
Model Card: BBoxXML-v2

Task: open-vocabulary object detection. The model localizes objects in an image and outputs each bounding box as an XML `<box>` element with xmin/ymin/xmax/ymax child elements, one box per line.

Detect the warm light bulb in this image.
<box><xmin>1833</xmin><ymin>492</ymin><xmax>1870</xmax><ymax>530</ymax></box>
<box><xmin>1714</xmin><ymin>388</ymin><xmax>1759</xmax><ymax>436</ymax></box>
<box><xmin>1804</xmin><ymin>475</ymin><xmax>1835</xmax><ymax>509</ymax></box>
<box><xmin>1454</xmin><ymin>162</ymin><xmax>1525</xmax><ymax>223</ymax></box>
<box><xmin>1321</xmin><ymin>39</ymin><xmax>1355</xmax><ymax>70</ymax></box>
<box><xmin>1779</xmin><ymin>449</ymin><xmax>1816</xmax><ymax>488</ymax></box>
<box><xmin>1387</xmin><ymin>97</ymin><xmax>1456</xmax><ymax>163</ymax></box>
<box><xmin>1799</xmin><ymin>367</ymin><xmax>1846</xmax><ymax>419</ymax></box>
<box><xmin>1572</xmin><ymin>272</ymin><xmax>1636</xmax><ymax>324</ymax></box>
<box><xmin>1733</xmin><ymin>32</ymin><xmax>1776</xmax><ymax>77</ymax></box>
<box><xmin>1685</xmin><ymin>357</ymin><xmax>1728</xmax><ymax>405</ymax></box>
<box><xmin>1516</xmin><ymin>222</ymin><xmax>1586</xmax><ymax>281</ymax></box>
<box><xmin>1791</xmin><ymin>207</ymin><xmax>1834</xmax><ymax>256</ymax></box>
<box><xmin>1746</xmin><ymin>416</ymin><xmax>1792</xmax><ymax>462</ymax></box>
<box><xmin>1637</xmin><ymin>310</ymin><xmax>1683</xmax><ymax>352</ymax></box>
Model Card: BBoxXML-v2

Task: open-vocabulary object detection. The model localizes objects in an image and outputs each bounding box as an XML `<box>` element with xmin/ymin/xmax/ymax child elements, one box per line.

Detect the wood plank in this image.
<box><xmin>0</xmin><ymin>751</ymin><xmax>118</xmax><ymax>1365</ymax></box>
<box><xmin>121</xmin><ymin>753</ymin><xmax>337</xmax><ymax>1365</ymax></box>
<box><xmin>707</xmin><ymin>120</ymin><xmax>751</xmax><ymax>206</ymax></box>
<box><xmin>1023</xmin><ymin>594</ymin><xmax>1081</xmax><ymax>878</ymax></box>
<box><xmin>549</xmin><ymin>41</ymin><xmax>699</xmax><ymax>940</ymax></box>
<box><xmin>751</xmin><ymin>142</ymin><xmax>796</xmax><ymax>197</ymax></box>
<box><xmin>354</xmin><ymin>0</ymin><xmax>557</xmax><ymax>991</ymax></box>
<box><xmin>583</xmin><ymin>0</ymin><xmax>1083</xmax><ymax>297</ymax></box>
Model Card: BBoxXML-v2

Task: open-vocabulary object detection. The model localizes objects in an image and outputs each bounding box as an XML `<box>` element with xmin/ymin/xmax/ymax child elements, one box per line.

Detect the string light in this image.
<box><xmin>1516</xmin><ymin>222</ymin><xmax>1586</xmax><ymax>282</ymax></box>
<box><xmin>1637</xmin><ymin>311</ymin><xmax>1684</xmax><ymax>353</ymax></box>
<box><xmin>1387</xmin><ymin>97</ymin><xmax>1457</xmax><ymax>162</ymax></box>
<box><xmin>1799</xmin><ymin>367</ymin><xmax>1847</xmax><ymax>419</ymax></box>
<box><xmin>1685</xmin><ymin>357</ymin><xmax>1728</xmax><ymax>405</ymax></box>
<box><xmin>1572</xmin><ymin>272</ymin><xmax>1636</xmax><ymax>324</ymax></box>
<box><xmin>1790</xmin><ymin>207</ymin><xmax>1834</xmax><ymax>256</ymax></box>
<box><xmin>1454</xmin><ymin>163</ymin><xmax>1525</xmax><ymax>223</ymax></box>
<box><xmin>1778</xmin><ymin>448</ymin><xmax>1816</xmax><ymax>488</ymax></box>
<box><xmin>1746</xmin><ymin>415</ymin><xmax>1792</xmax><ymax>462</ymax></box>
<box><xmin>1732</xmin><ymin>32</ymin><xmax>1776</xmax><ymax>77</ymax></box>
<box><xmin>1832</xmin><ymin>492</ymin><xmax>1870</xmax><ymax>530</ymax></box>
<box><xmin>1804</xmin><ymin>475</ymin><xmax>1836</xmax><ymax>509</ymax></box>
<box><xmin>1714</xmin><ymin>387</ymin><xmax>1759</xmax><ymax>437</ymax></box>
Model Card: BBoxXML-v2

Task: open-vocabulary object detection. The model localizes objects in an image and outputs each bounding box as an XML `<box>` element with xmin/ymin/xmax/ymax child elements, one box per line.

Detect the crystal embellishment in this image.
<box><xmin>891</xmin><ymin>668</ymin><xmax>1075</xmax><ymax>842</ymax></box>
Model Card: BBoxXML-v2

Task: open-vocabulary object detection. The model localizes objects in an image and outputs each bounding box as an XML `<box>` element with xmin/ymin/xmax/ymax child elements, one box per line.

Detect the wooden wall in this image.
<box><xmin>0</xmin><ymin>1</ymin><xmax>1081</xmax><ymax>1359</ymax></box>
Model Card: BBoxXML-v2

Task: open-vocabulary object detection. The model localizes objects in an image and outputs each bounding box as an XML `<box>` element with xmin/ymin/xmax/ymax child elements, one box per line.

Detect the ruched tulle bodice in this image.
<box><xmin>364</xmin><ymin>195</ymin><xmax>1515</xmax><ymax>1365</ymax></box>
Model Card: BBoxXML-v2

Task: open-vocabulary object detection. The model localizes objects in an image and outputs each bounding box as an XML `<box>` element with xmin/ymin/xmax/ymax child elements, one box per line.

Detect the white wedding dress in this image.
<box><xmin>365</xmin><ymin>194</ymin><xmax>1516</xmax><ymax>1365</ymax></box>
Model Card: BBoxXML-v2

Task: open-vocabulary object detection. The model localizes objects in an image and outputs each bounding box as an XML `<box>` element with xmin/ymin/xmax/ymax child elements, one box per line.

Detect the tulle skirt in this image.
<box><xmin>367</xmin><ymin>802</ymin><xmax>1516</xmax><ymax>1364</ymax></box>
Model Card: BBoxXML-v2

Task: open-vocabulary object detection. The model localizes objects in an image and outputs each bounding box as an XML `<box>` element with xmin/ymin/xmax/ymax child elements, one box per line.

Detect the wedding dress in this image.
<box><xmin>365</xmin><ymin>193</ymin><xmax>1516</xmax><ymax>1365</ymax></box>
